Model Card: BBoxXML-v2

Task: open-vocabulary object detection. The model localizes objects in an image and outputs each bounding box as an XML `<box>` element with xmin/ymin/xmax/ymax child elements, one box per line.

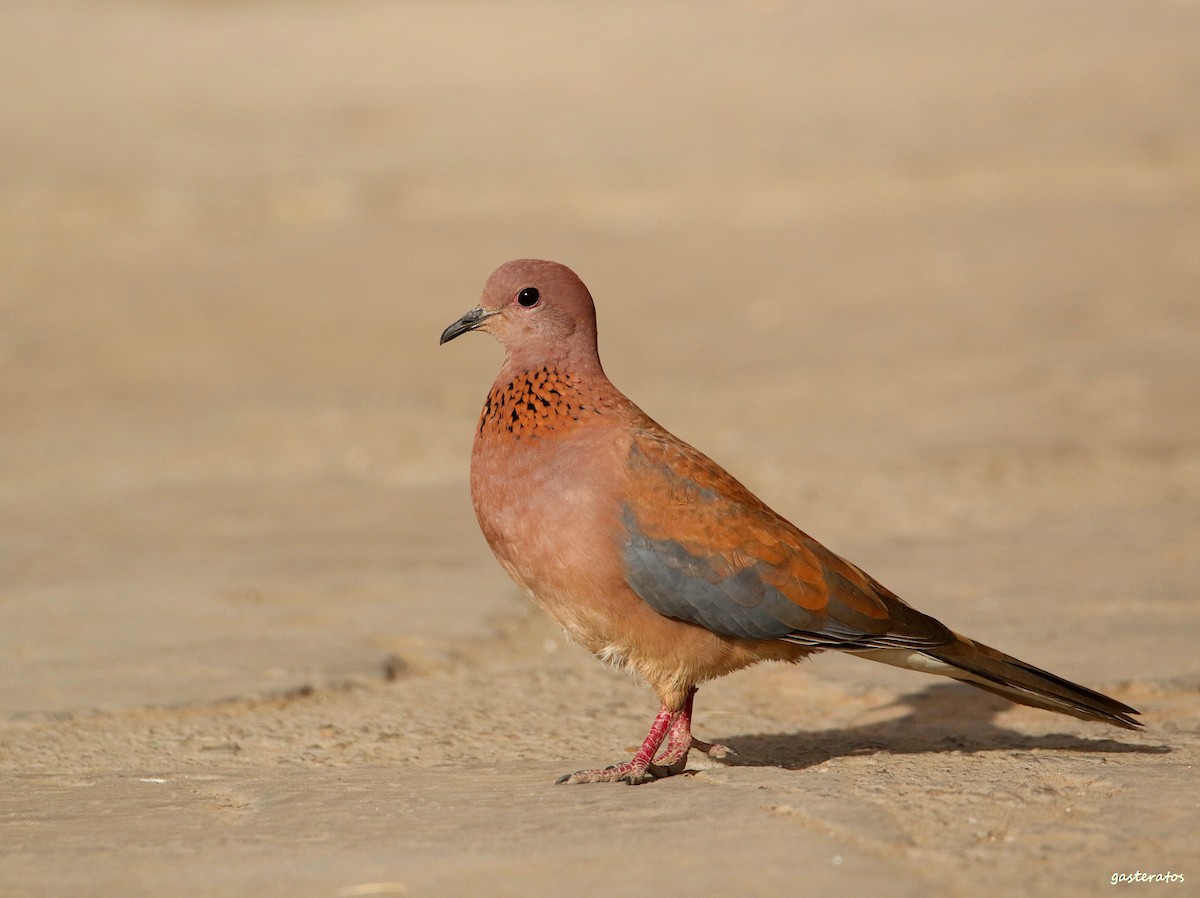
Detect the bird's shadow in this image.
<box><xmin>706</xmin><ymin>682</ymin><xmax>1168</xmax><ymax>772</ymax></box>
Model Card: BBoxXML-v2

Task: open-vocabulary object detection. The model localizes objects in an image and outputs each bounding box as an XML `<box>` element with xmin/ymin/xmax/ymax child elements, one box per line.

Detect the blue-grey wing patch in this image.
<box><xmin>620</xmin><ymin>432</ymin><xmax>953</xmax><ymax>650</ymax></box>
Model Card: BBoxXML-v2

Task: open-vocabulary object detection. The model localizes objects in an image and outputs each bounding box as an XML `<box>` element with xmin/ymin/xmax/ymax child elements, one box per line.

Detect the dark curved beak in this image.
<box><xmin>439</xmin><ymin>307</ymin><xmax>497</xmax><ymax>345</ymax></box>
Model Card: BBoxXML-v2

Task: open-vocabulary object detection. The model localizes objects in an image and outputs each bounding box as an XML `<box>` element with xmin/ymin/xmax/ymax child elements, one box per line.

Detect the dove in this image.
<box><xmin>440</xmin><ymin>259</ymin><xmax>1141</xmax><ymax>785</ymax></box>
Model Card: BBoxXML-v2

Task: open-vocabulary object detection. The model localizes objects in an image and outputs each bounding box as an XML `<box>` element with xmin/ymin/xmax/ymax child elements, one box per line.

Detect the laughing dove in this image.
<box><xmin>440</xmin><ymin>259</ymin><xmax>1141</xmax><ymax>785</ymax></box>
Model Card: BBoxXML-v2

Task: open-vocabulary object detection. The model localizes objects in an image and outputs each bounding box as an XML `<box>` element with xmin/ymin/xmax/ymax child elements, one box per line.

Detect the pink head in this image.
<box><xmin>440</xmin><ymin>260</ymin><xmax>601</xmax><ymax>371</ymax></box>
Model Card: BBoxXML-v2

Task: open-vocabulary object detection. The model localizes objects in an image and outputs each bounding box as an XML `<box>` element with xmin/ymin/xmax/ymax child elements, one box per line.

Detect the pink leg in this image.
<box><xmin>556</xmin><ymin>706</ymin><xmax>676</xmax><ymax>785</ymax></box>
<box><xmin>650</xmin><ymin>688</ymin><xmax>737</xmax><ymax>776</ymax></box>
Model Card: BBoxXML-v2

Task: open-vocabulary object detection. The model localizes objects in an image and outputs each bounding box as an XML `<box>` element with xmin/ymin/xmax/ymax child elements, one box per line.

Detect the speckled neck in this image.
<box><xmin>479</xmin><ymin>365</ymin><xmax>609</xmax><ymax>440</ymax></box>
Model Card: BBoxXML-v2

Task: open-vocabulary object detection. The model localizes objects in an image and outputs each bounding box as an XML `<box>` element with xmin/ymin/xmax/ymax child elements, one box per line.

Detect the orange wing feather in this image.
<box><xmin>622</xmin><ymin>428</ymin><xmax>950</xmax><ymax>647</ymax></box>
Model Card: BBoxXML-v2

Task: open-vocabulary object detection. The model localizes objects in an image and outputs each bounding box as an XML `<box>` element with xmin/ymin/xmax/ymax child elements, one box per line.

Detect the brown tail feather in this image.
<box><xmin>859</xmin><ymin>636</ymin><xmax>1142</xmax><ymax>730</ymax></box>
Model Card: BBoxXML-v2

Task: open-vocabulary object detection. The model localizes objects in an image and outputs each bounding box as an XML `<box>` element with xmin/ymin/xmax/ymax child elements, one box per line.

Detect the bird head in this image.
<box><xmin>440</xmin><ymin>259</ymin><xmax>600</xmax><ymax>370</ymax></box>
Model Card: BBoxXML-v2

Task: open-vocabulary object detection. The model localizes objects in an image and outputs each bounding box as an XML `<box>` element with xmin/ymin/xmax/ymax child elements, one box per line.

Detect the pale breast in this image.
<box><xmin>470</xmin><ymin>365</ymin><xmax>632</xmax><ymax>648</ymax></box>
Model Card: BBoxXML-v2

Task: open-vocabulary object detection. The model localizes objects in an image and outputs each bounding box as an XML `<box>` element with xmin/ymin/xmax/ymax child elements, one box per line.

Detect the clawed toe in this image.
<box><xmin>694</xmin><ymin>739</ymin><xmax>736</xmax><ymax>760</ymax></box>
<box><xmin>555</xmin><ymin>763</ymin><xmax>661</xmax><ymax>785</ymax></box>
<box><xmin>553</xmin><ymin>694</ymin><xmax>732</xmax><ymax>785</ymax></box>
<box><xmin>621</xmin><ymin>769</ymin><xmax>658</xmax><ymax>785</ymax></box>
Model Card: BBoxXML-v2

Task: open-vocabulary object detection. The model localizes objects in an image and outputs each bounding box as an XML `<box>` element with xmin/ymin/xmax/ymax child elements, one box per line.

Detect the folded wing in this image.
<box><xmin>621</xmin><ymin>430</ymin><xmax>952</xmax><ymax>650</ymax></box>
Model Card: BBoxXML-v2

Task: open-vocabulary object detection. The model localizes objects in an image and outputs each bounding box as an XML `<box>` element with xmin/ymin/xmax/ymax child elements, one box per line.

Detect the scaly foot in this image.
<box><xmin>650</xmin><ymin>687</ymin><xmax>737</xmax><ymax>774</ymax></box>
<box><xmin>555</xmin><ymin>706</ymin><xmax>675</xmax><ymax>785</ymax></box>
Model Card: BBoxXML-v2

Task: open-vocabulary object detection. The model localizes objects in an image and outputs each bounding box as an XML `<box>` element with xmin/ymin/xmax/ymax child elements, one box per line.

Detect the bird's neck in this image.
<box><xmin>479</xmin><ymin>362</ymin><xmax>615</xmax><ymax>441</ymax></box>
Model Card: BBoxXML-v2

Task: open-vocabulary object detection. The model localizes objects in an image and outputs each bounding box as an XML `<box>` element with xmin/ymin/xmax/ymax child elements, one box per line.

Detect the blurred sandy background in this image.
<box><xmin>2</xmin><ymin>1</ymin><xmax>1198</xmax><ymax>895</ymax></box>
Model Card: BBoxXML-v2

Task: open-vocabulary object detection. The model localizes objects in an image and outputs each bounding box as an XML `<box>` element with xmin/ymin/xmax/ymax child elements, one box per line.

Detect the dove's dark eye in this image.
<box><xmin>517</xmin><ymin>287</ymin><xmax>540</xmax><ymax>308</ymax></box>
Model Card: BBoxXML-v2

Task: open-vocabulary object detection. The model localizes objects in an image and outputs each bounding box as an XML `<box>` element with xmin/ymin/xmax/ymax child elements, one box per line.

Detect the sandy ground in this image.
<box><xmin>2</xmin><ymin>1</ymin><xmax>1199</xmax><ymax>895</ymax></box>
